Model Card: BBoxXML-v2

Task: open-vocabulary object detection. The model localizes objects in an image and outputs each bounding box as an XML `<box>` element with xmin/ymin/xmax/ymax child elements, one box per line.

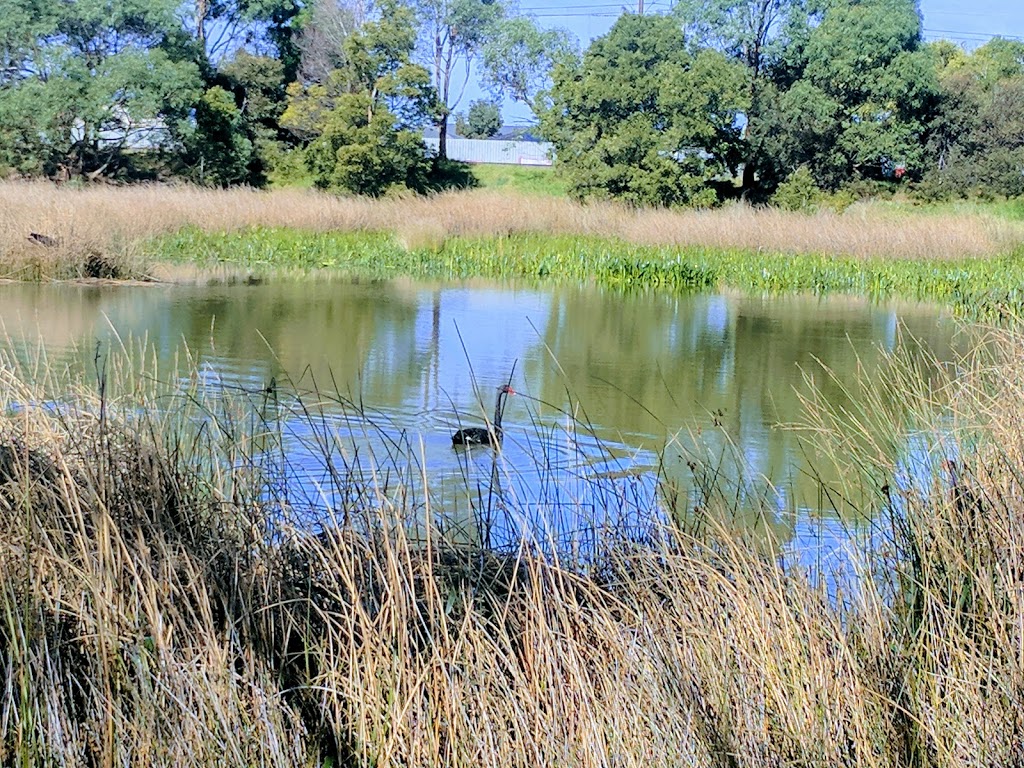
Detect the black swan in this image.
<box><xmin>452</xmin><ymin>384</ymin><xmax>515</xmax><ymax>446</ymax></box>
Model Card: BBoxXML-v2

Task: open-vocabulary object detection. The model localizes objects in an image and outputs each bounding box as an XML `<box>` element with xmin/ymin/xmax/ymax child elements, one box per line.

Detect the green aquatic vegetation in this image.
<box><xmin>147</xmin><ymin>228</ymin><xmax>1024</xmax><ymax>319</ymax></box>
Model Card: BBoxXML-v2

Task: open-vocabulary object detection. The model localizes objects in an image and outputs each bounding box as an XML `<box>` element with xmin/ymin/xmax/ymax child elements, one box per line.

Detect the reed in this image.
<box><xmin>1</xmin><ymin>181</ymin><xmax>1022</xmax><ymax>282</ymax></box>
<box><xmin>148</xmin><ymin>228</ymin><xmax>1024</xmax><ymax>318</ymax></box>
<box><xmin>1</xmin><ymin>323</ymin><xmax>1024</xmax><ymax>765</ymax></box>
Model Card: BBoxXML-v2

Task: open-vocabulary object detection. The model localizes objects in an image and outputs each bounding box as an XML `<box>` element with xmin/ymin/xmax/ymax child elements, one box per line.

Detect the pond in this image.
<box><xmin>0</xmin><ymin>278</ymin><xmax>964</xmax><ymax>559</ymax></box>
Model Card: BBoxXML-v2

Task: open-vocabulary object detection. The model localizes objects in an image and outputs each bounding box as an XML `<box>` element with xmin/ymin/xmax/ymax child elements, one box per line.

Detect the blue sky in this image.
<box><xmin>518</xmin><ymin>0</ymin><xmax>1024</xmax><ymax>49</ymax></box>
<box><xmin>486</xmin><ymin>0</ymin><xmax>1024</xmax><ymax>124</ymax></box>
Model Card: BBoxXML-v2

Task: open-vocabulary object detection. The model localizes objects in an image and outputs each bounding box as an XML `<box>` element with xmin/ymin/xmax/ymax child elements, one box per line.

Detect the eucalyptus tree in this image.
<box><xmin>404</xmin><ymin>0</ymin><xmax>502</xmax><ymax>157</ymax></box>
<box><xmin>403</xmin><ymin>0</ymin><xmax>571</xmax><ymax>158</ymax></box>
<box><xmin>295</xmin><ymin>0</ymin><xmax>366</xmax><ymax>83</ymax></box>
<box><xmin>282</xmin><ymin>1</ymin><xmax>439</xmax><ymax>195</ymax></box>
<box><xmin>174</xmin><ymin>0</ymin><xmax>304</xmax><ymax>186</ymax></box>
<box><xmin>479</xmin><ymin>16</ymin><xmax>575</xmax><ymax>110</ymax></box>
<box><xmin>185</xmin><ymin>0</ymin><xmax>302</xmax><ymax>76</ymax></box>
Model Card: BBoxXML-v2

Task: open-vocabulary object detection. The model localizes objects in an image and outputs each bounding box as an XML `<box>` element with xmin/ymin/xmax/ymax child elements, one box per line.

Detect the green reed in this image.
<box><xmin>148</xmin><ymin>227</ymin><xmax>1024</xmax><ymax>319</ymax></box>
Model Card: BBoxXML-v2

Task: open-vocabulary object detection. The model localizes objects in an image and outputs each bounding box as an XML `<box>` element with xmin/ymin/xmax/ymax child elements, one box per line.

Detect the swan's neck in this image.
<box><xmin>493</xmin><ymin>392</ymin><xmax>507</xmax><ymax>428</ymax></box>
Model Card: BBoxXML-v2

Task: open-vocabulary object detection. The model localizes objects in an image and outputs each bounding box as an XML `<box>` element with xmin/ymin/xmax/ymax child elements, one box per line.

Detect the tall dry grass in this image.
<box><xmin>2</xmin><ymin>328</ymin><xmax>1024</xmax><ymax>765</ymax></box>
<box><xmin>1</xmin><ymin>181</ymin><xmax>1021</xmax><ymax>280</ymax></box>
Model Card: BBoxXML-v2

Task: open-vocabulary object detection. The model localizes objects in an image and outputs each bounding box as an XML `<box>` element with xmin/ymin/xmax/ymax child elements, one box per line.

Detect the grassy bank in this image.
<box><xmin>469</xmin><ymin>163</ymin><xmax>568</xmax><ymax>197</ymax></box>
<box><xmin>2</xmin><ymin>181</ymin><xmax>1024</xmax><ymax>316</ymax></box>
<box><xmin>0</xmin><ymin>325</ymin><xmax>1023</xmax><ymax>766</ymax></box>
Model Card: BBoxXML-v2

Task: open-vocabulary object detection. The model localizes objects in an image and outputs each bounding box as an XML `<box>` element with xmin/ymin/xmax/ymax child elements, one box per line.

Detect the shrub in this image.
<box><xmin>772</xmin><ymin>166</ymin><xmax>820</xmax><ymax>212</ymax></box>
<box><xmin>820</xmin><ymin>188</ymin><xmax>857</xmax><ymax>213</ymax></box>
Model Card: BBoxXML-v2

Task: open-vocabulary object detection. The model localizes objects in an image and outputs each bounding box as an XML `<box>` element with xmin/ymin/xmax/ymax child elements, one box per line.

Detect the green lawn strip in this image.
<box><xmin>147</xmin><ymin>227</ymin><xmax>1024</xmax><ymax>319</ymax></box>
<box><xmin>469</xmin><ymin>164</ymin><xmax>567</xmax><ymax>197</ymax></box>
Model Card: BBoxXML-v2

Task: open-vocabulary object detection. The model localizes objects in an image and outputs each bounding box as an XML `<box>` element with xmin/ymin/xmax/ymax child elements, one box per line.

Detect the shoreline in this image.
<box><xmin>2</xmin><ymin>182</ymin><xmax>1022</xmax><ymax>318</ymax></box>
<box><xmin>143</xmin><ymin>227</ymin><xmax>1024</xmax><ymax>320</ymax></box>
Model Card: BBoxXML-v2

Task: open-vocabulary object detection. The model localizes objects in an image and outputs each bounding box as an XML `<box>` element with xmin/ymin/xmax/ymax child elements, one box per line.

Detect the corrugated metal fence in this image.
<box><xmin>424</xmin><ymin>137</ymin><xmax>553</xmax><ymax>165</ymax></box>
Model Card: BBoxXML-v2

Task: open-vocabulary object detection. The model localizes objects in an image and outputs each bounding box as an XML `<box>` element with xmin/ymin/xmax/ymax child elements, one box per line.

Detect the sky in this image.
<box><xmin>517</xmin><ymin>0</ymin><xmax>1024</xmax><ymax>48</ymax></box>
<box><xmin>485</xmin><ymin>0</ymin><xmax>1024</xmax><ymax>124</ymax></box>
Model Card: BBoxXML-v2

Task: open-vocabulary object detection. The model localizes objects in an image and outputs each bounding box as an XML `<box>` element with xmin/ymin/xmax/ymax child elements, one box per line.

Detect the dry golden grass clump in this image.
<box><xmin>2</xmin><ymin>331</ymin><xmax>1024</xmax><ymax>765</ymax></box>
<box><xmin>626</xmin><ymin>203</ymin><xmax>1024</xmax><ymax>260</ymax></box>
<box><xmin>2</xmin><ymin>181</ymin><xmax>1022</xmax><ymax>280</ymax></box>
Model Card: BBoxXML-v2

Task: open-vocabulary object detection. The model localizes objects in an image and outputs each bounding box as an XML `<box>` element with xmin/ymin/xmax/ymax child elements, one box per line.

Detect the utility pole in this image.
<box><xmin>637</xmin><ymin>0</ymin><xmax>644</xmax><ymax>13</ymax></box>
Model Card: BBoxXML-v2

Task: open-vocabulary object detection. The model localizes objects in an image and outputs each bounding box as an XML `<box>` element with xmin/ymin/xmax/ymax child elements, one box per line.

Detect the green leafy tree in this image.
<box><xmin>0</xmin><ymin>0</ymin><xmax>200</xmax><ymax>179</ymax></box>
<box><xmin>541</xmin><ymin>14</ymin><xmax>747</xmax><ymax>207</ymax></box>
<box><xmin>479</xmin><ymin>16</ymin><xmax>576</xmax><ymax>108</ymax></box>
<box><xmin>221</xmin><ymin>51</ymin><xmax>288</xmax><ymax>131</ymax></box>
<box><xmin>176</xmin><ymin>0</ymin><xmax>302</xmax><ymax>186</ymax></box>
<box><xmin>174</xmin><ymin>50</ymin><xmax>289</xmax><ymax>186</ymax></box>
<box><xmin>924</xmin><ymin>38</ymin><xmax>1024</xmax><ymax>197</ymax></box>
<box><xmin>185</xmin><ymin>85</ymin><xmax>254</xmax><ymax>186</ymax></box>
<box><xmin>187</xmin><ymin>0</ymin><xmax>302</xmax><ymax>80</ymax></box>
<box><xmin>674</xmin><ymin>0</ymin><xmax>812</xmax><ymax>191</ymax></box>
<box><xmin>404</xmin><ymin>0</ymin><xmax>569</xmax><ymax>158</ymax></box>
<box><xmin>759</xmin><ymin>0</ymin><xmax>938</xmax><ymax>189</ymax></box>
<box><xmin>283</xmin><ymin>2</ymin><xmax>437</xmax><ymax>195</ymax></box>
<box><xmin>405</xmin><ymin>0</ymin><xmax>503</xmax><ymax>158</ymax></box>
<box><xmin>221</xmin><ymin>51</ymin><xmax>289</xmax><ymax>183</ymax></box>
<box><xmin>456</xmin><ymin>99</ymin><xmax>502</xmax><ymax>138</ymax></box>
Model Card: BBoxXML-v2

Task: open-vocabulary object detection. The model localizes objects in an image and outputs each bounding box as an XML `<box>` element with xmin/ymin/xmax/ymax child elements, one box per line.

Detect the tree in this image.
<box><xmin>405</xmin><ymin>0</ymin><xmax>503</xmax><ymax>159</ymax></box>
<box><xmin>180</xmin><ymin>51</ymin><xmax>288</xmax><ymax>186</ymax></box>
<box><xmin>674</xmin><ymin>0</ymin><xmax>811</xmax><ymax>191</ymax></box>
<box><xmin>456</xmin><ymin>99</ymin><xmax>501</xmax><ymax>138</ymax></box>
<box><xmin>479</xmin><ymin>17</ymin><xmax>576</xmax><ymax>108</ymax></box>
<box><xmin>295</xmin><ymin>0</ymin><xmax>364</xmax><ymax>84</ymax></box>
<box><xmin>403</xmin><ymin>0</ymin><xmax>570</xmax><ymax>158</ymax></box>
<box><xmin>758</xmin><ymin>0</ymin><xmax>938</xmax><ymax>189</ymax></box>
<box><xmin>0</xmin><ymin>0</ymin><xmax>200</xmax><ymax>179</ymax></box>
<box><xmin>282</xmin><ymin>1</ymin><xmax>438</xmax><ymax>195</ymax></box>
<box><xmin>185</xmin><ymin>85</ymin><xmax>255</xmax><ymax>185</ymax></box>
<box><xmin>540</xmin><ymin>14</ymin><xmax>747</xmax><ymax>207</ymax></box>
<box><xmin>185</xmin><ymin>0</ymin><xmax>303</xmax><ymax>79</ymax></box>
<box><xmin>924</xmin><ymin>38</ymin><xmax>1024</xmax><ymax>197</ymax></box>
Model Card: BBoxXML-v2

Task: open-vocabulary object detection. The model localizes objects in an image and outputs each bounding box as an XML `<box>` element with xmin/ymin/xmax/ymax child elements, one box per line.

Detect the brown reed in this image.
<box><xmin>0</xmin><ymin>324</ymin><xmax>1023</xmax><ymax>766</ymax></box>
<box><xmin>1</xmin><ymin>181</ymin><xmax>1020</xmax><ymax>280</ymax></box>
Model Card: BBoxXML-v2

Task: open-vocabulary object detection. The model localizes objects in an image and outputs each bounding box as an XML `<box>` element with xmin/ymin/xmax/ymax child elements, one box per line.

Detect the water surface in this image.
<box><xmin>0</xmin><ymin>278</ymin><xmax>963</xmax><ymax>554</ymax></box>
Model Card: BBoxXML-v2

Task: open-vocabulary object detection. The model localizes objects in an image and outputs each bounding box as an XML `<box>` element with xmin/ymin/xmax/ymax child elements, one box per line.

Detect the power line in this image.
<box><xmin>520</xmin><ymin>1</ymin><xmax>669</xmax><ymax>13</ymax></box>
<box><xmin>517</xmin><ymin>7</ymin><xmax>1023</xmax><ymax>46</ymax></box>
<box><xmin>529</xmin><ymin>11</ymin><xmax>625</xmax><ymax>17</ymax></box>
<box><xmin>520</xmin><ymin>3</ymin><xmax>635</xmax><ymax>8</ymax></box>
<box><xmin>923</xmin><ymin>27</ymin><xmax>1024</xmax><ymax>43</ymax></box>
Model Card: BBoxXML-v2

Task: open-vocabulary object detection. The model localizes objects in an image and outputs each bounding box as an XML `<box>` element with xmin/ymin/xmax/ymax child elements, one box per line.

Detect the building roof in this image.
<box><xmin>422</xmin><ymin>124</ymin><xmax>544</xmax><ymax>142</ymax></box>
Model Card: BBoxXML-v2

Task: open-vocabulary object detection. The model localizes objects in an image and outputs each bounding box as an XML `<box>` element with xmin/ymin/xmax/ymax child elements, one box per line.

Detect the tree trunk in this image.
<box><xmin>742</xmin><ymin>156</ymin><xmax>756</xmax><ymax>190</ymax></box>
<box><xmin>196</xmin><ymin>0</ymin><xmax>208</xmax><ymax>50</ymax></box>
<box><xmin>741</xmin><ymin>78</ymin><xmax>760</xmax><ymax>193</ymax></box>
<box><xmin>438</xmin><ymin>118</ymin><xmax>448</xmax><ymax>161</ymax></box>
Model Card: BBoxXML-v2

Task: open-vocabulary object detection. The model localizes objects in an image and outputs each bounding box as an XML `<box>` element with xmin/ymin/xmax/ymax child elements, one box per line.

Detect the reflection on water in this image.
<box><xmin>0</xmin><ymin>279</ymin><xmax>964</xmax><ymax>556</ymax></box>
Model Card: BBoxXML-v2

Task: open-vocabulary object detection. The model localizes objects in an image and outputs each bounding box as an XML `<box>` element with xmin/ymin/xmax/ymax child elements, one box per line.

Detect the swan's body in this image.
<box><xmin>452</xmin><ymin>385</ymin><xmax>515</xmax><ymax>446</ymax></box>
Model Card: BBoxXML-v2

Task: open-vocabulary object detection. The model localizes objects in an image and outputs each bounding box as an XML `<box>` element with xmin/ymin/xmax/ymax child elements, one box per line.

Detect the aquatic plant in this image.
<box><xmin>3</xmin><ymin>180</ymin><xmax>1022</xmax><ymax>278</ymax></box>
<box><xmin>147</xmin><ymin>227</ymin><xmax>1024</xmax><ymax>319</ymax></box>
<box><xmin>0</xmin><ymin>326</ymin><xmax>1023</xmax><ymax>765</ymax></box>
